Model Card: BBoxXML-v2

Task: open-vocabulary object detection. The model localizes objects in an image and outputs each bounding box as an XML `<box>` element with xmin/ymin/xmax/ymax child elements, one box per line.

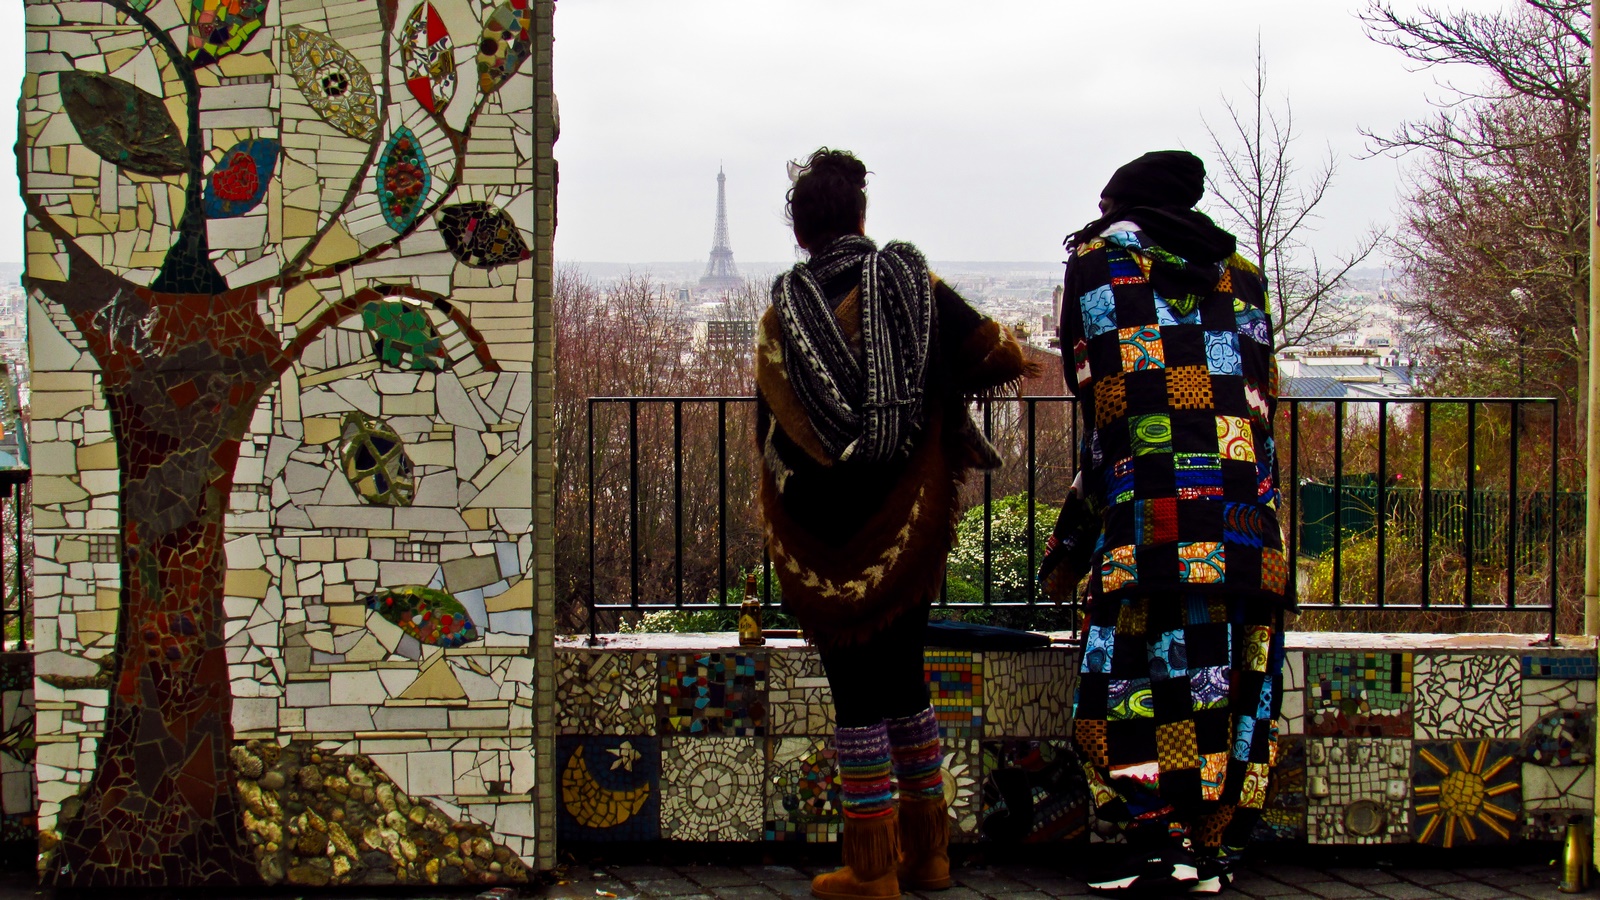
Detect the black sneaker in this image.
<box><xmin>1085</xmin><ymin>840</ymin><xmax>1199</xmax><ymax>895</ymax></box>
<box><xmin>1187</xmin><ymin>855</ymin><xmax>1234</xmax><ymax>894</ymax></box>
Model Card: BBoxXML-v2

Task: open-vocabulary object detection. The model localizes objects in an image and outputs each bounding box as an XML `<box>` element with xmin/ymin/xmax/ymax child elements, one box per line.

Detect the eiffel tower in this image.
<box><xmin>699</xmin><ymin>167</ymin><xmax>741</xmax><ymax>291</ymax></box>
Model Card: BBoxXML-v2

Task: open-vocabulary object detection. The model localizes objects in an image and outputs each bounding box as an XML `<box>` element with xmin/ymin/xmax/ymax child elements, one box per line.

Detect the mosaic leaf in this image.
<box><xmin>339</xmin><ymin>411</ymin><xmax>416</xmax><ymax>506</ymax></box>
<box><xmin>364</xmin><ymin>585</ymin><xmax>479</xmax><ymax>647</ymax></box>
<box><xmin>361</xmin><ymin>299</ymin><xmax>445</xmax><ymax>371</ymax></box>
<box><xmin>188</xmin><ymin>0</ymin><xmax>269</xmax><ymax>66</ymax></box>
<box><xmin>401</xmin><ymin>2</ymin><xmax>457</xmax><ymax>113</ymax></box>
<box><xmin>476</xmin><ymin>0</ymin><xmax>532</xmax><ymax>94</ymax></box>
<box><xmin>285</xmin><ymin>26</ymin><xmax>379</xmax><ymax>140</ymax></box>
<box><xmin>438</xmin><ymin>202</ymin><xmax>531</xmax><ymax>269</ymax></box>
<box><xmin>376</xmin><ymin>128</ymin><xmax>431</xmax><ymax>232</ymax></box>
<box><xmin>59</xmin><ymin>71</ymin><xmax>189</xmax><ymax>176</ymax></box>
<box><xmin>202</xmin><ymin>138</ymin><xmax>278</xmax><ymax>219</ymax></box>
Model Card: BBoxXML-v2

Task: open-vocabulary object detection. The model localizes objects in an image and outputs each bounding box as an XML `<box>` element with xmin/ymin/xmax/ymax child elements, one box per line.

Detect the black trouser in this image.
<box><xmin>818</xmin><ymin>605</ymin><xmax>932</xmax><ymax>728</ymax></box>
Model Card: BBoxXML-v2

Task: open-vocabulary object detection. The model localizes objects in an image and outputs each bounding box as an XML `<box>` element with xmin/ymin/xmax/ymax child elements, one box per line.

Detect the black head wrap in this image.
<box><xmin>1067</xmin><ymin>150</ymin><xmax>1237</xmax><ymax>265</ymax></box>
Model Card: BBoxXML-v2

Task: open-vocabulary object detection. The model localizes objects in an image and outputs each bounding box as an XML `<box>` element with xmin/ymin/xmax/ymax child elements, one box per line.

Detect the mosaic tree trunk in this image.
<box><xmin>21</xmin><ymin>0</ymin><xmax>535</xmax><ymax>885</ymax></box>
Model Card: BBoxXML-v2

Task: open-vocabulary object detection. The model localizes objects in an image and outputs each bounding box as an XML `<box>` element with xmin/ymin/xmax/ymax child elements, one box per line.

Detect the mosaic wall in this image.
<box><xmin>555</xmin><ymin>636</ymin><xmax>1597</xmax><ymax>853</ymax></box>
<box><xmin>23</xmin><ymin>0</ymin><xmax>550</xmax><ymax>886</ymax></box>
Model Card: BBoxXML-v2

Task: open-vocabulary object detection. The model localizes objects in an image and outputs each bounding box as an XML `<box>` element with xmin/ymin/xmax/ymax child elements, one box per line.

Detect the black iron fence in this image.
<box><xmin>0</xmin><ymin>472</ymin><xmax>29</xmax><ymax>650</ymax></box>
<box><xmin>582</xmin><ymin>395</ymin><xmax>1569</xmax><ymax>639</ymax></box>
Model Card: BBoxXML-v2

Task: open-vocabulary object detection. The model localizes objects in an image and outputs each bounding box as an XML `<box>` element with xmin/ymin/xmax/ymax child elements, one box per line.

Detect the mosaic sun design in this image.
<box><xmin>1414</xmin><ymin>741</ymin><xmax>1519</xmax><ymax>847</ymax></box>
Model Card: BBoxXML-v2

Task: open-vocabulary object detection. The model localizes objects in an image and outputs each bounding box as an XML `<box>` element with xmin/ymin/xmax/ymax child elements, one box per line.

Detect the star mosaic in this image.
<box><xmin>556</xmin><ymin>736</ymin><xmax>661</xmax><ymax>843</ymax></box>
<box><xmin>1414</xmin><ymin>654</ymin><xmax>1521</xmax><ymax>740</ymax></box>
<box><xmin>765</xmin><ymin>736</ymin><xmax>840</xmax><ymax>843</ymax></box>
<box><xmin>1412</xmin><ymin>740</ymin><xmax>1520</xmax><ymax>847</ymax></box>
<box><xmin>977</xmin><ymin>740</ymin><xmax>1090</xmax><ymax>844</ymax></box>
<box><xmin>767</xmin><ymin>650</ymin><xmax>834</xmax><ymax>736</ymax></box>
<box><xmin>926</xmin><ymin>651</ymin><xmax>983</xmax><ymax>738</ymax></box>
<box><xmin>984</xmin><ymin>651</ymin><xmax>1075</xmax><ymax>739</ymax></box>
<box><xmin>660</xmin><ymin>737</ymin><xmax>765</xmax><ymax>841</ymax></box>
<box><xmin>658</xmin><ymin>652</ymin><xmax>767</xmax><ymax>736</ymax></box>
<box><xmin>1305</xmin><ymin>737</ymin><xmax>1412</xmax><ymax>845</ymax></box>
<box><xmin>556</xmin><ymin>651</ymin><xmax>656</xmax><ymax>736</ymax></box>
<box><xmin>1307</xmin><ymin>652</ymin><xmax>1413</xmax><ymax>738</ymax></box>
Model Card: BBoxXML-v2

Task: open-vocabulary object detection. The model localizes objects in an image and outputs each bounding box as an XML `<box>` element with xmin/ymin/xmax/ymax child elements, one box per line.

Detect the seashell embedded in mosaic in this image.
<box><xmin>285</xmin><ymin>26</ymin><xmax>379</xmax><ymax>140</ymax></box>
<box><xmin>58</xmin><ymin>72</ymin><xmax>188</xmax><ymax>176</ymax></box>
<box><xmin>339</xmin><ymin>410</ymin><xmax>416</xmax><ymax>506</ymax></box>
<box><xmin>401</xmin><ymin>2</ymin><xmax>457</xmax><ymax>114</ymax></box>
<box><xmin>364</xmin><ymin>585</ymin><xmax>480</xmax><ymax>648</ymax></box>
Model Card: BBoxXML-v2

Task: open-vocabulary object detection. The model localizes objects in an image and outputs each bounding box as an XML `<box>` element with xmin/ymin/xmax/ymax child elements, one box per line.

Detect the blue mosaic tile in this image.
<box><xmin>926</xmin><ymin>650</ymin><xmax>983</xmax><ymax>738</ymax></box>
<box><xmin>556</xmin><ymin>735</ymin><xmax>660</xmax><ymax>842</ymax></box>
<box><xmin>658</xmin><ymin>652</ymin><xmax>767</xmax><ymax>736</ymax></box>
<box><xmin>1523</xmin><ymin>655</ymin><xmax>1597</xmax><ymax>680</ymax></box>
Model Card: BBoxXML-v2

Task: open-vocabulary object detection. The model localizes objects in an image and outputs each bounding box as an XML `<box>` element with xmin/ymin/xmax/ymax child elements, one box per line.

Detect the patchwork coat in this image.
<box><xmin>757</xmin><ymin>272</ymin><xmax>1032</xmax><ymax>648</ymax></box>
<box><xmin>1052</xmin><ymin>227</ymin><xmax>1290</xmax><ymax>608</ymax></box>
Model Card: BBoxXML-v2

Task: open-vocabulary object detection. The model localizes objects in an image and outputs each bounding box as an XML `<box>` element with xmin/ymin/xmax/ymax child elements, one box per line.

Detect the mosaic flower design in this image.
<box><xmin>438</xmin><ymin>202</ymin><xmax>531</xmax><ymax>268</ymax></box>
<box><xmin>59</xmin><ymin>72</ymin><xmax>187</xmax><ymax>176</ymax></box>
<box><xmin>339</xmin><ymin>410</ymin><xmax>416</xmax><ymax>506</ymax></box>
<box><xmin>188</xmin><ymin>0</ymin><xmax>269</xmax><ymax>66</ymax></box>
<box><xmin>1413</xmin><ymin>740</ymin><xmax>1520</xmax><ymax>847</ymax></box>
<box><xmin>286</xmin><ymin>26</ymin><xmax>378</xmax><ymax>140</ymax></box>
<box><xmin>364</xmin><ymin>585</ymin><xmax>479</xmax><ymax>648</ymax></box>
<box><xmin>943</xmin><ymin>739</ymin><xmax>980</xmax><ymax>839</ymax></box>
<box><xmin>402</xmin><ymin>2</ymin><xmax>457</xmax><ymax>113</ymax></box>
<box><xmin>476</xmin><ymin>0</ymin><xmax>532</xmax><ymax>94</ymax></box>
<box><xmin>362</xmin><ymin>300</ymin><xmax>446</xmax><ymax>371</ymax></box>
<box><xmin>376</xmin><ymin>128</ymin><xmax>432</xmax><ymax>232</ymax></box>
<box><xmin>660</xmin><ymin>737</ymin><xmax>764</xmax><ymax>841</ymax></box>
<box><xmin>203</xmin><ymin>139</ymin><xmax>278</xmax><ymax>219</ymax></box>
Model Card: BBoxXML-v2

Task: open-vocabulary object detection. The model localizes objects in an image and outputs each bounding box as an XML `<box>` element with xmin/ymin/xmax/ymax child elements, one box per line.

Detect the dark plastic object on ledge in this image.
<box><xmin>925</xmin><ymin>620</ymin><xmax>1050</xmax><ymax>651</ymax></box>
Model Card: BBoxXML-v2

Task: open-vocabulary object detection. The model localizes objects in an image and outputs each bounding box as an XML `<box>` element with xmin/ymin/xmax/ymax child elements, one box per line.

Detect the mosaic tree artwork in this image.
<box><xmin>22</xmin><ymin>0</ymin><xmax>533</xmax><ymax>885</ymax></box>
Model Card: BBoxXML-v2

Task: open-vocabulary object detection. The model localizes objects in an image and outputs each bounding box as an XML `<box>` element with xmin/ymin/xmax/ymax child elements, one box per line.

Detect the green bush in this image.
<box><xmin>946</xmin><ymin>494</ymin><xmax>1056</xmax><ymax>605</ymax></box>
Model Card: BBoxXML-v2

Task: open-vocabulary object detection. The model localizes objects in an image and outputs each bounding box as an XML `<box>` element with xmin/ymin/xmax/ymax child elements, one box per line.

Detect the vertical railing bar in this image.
<box><xmin>1027</xmin><ymin>398</ymin><xmax>1037</xmax><ymax>607</ymax></box>
<box><xmin>1549</xmin><ymin>400</ymin><xmax>1559</xmax><ymax>641</ymax></box>
<box><xmin>587</xmin><ymin>400</ymin><xmax>598</xmax><ymax>644</ymax></box>
<box><xmin>1422</xmin><ymin>402</ymin><xmax>1433</xmax><ymax>609</ymax></box>
<box><xmin>1289</xmin><ymin>400</ymin><xmax>1299</xmax><ymax>602</ymax></box>
<box><xmin>1333</xmin><ymin>401</ymin><xmax>1344</xmax><ymax>608</ymax></box>
<box><xmin>1465</xmin><ymin>401</ymin><xmax>1477</xmax><ymax>609</ymax></box>
<box><xmin>1507</xmin><ymin>400</ymin><xmax>1518</xmax><ymax>610</ymax></box>
<box><xmin>14</xmin><ymin>481</ymin><xmax>23</xmax><ymax>651</ymax></box>
<box><xmin>718</xmin><ymin>401</ymin><xmax>727</xmax><ymax>608</ymax></box>
<box><xmin>1376</xmin><ymin>400</ymin><xmax>1388</xmax><ymax>609</ymax></box>
<box><xmin>673</xmin><ymin>400</ymin><xmax>683</xmax><ymax>609</ymax></box>
<box><xmin>763</xmin><ymin>546</ymin><xmax>772</xmax><ymax>605</ymax></box>
<box><xmin>983</xmin><ymin>399</ymin><xmax>993</xmax><ymax>606</ymax></box>
<box><xmin>629</xmin><ymin>399</ymin><xmax>640</xmax><ymax>608</ymax></box>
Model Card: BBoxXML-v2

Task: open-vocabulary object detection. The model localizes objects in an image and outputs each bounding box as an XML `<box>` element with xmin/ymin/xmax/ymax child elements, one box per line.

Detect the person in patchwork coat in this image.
<box><xmin>1040</xmin><ymin>150</ymin><xmax>1290</xmax><ymax>896</ymax></box>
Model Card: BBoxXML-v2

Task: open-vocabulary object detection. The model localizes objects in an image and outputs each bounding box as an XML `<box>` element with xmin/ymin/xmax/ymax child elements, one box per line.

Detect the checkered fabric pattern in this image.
<box><xmin>1072</xmin><ymin>593</ymin><xmax>1284</xmax><ymax>849</ymax></box>
<box><xmin>1058</xmin><ymin>227</ymin><xmax>1288</xmax><ymax>606</ymax></box>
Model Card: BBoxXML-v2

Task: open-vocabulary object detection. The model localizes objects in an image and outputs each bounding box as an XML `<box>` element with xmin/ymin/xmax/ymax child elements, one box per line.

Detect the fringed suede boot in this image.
<box><xmin>812</xmin><ymin>723</ymin><xmax>902</xmax><ymax>900</ymax></box>
<box><xmin>888</xmin><ymin>708</ymin><xmax>951</xmax><ymax>891</ymax></box>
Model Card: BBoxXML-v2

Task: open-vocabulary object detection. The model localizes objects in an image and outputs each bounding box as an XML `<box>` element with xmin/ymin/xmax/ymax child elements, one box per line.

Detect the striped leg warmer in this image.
<box><xmin>835</xmin><ymin>723</ymin><xmax>895</xmax><ymax>819</ymax></box>
<box><xmin>886</xmin><ymin>706</ymin><xmax>944</xmax><ymax>800</ymax></box>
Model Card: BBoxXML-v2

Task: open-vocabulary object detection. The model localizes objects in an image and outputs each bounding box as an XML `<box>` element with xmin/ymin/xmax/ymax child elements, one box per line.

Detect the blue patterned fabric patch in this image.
<box><xmin>1083</xmin><ymin>626</ymin><xmax>1115</xmax><ymax>674</ymax></box>
<box><xmin>1223</xmin><ymin>503</ymin><xmax>1270</xmax><ymax>547</ymax></box>
<box><xmin>1081</xmin><ymin>285</ymin><xmax>1117</xmax><ymax>338</ymax></box>
<box><xmin>1108</xmin><ymin>456</ymin><xmax>1136</xmax><ymax>503</ymax></box>
<box><xmin>1236</xmin><ymin>303</ymin><xmax>1271</xmax><ymax>344</ymax></box>
<box><xmin>1149</xmin><ymin>630</ymin><xmax>1189</xmax><ymax>681</ymax></box>
<box><xmin>1204</xmin><ymin>331</ymin><xmax>1242</xmax><ymax>375</ymax></box>
<box><xmin>1190</xmin><ymin>665</ymin><xmax>1230</xmax><ymax>709</ymax></box>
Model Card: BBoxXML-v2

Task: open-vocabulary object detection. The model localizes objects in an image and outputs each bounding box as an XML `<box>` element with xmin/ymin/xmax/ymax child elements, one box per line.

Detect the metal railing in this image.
<box><xmin>582</xmin><ymin>395</ymin><xmax>1569</xmax><ymax>640</ymax></box>
<box><xmin>0</xmin><ymin>472</ymin><xmax>29</xmax><ymax>651</ymax></box>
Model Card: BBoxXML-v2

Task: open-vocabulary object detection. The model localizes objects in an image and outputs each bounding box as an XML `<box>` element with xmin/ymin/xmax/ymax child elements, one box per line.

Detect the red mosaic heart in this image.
<box><xmin>212</xmin><ymin>152</ymin><xmax>259</xmax><ymax>202</ymax></box>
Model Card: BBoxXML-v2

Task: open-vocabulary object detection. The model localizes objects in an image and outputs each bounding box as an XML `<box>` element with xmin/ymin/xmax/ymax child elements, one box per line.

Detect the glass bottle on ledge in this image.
<box><xmin>739</xmin><ymin>572</ymin><xmax>764</xmax><ymax>647</ymax></box>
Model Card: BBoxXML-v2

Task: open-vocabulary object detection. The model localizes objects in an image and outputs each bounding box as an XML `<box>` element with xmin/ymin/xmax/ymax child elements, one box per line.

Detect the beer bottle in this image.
<box><xmin>738</xmin><ymin>572</ymin><xmax>764</xmax><ymax>647</ymax></box>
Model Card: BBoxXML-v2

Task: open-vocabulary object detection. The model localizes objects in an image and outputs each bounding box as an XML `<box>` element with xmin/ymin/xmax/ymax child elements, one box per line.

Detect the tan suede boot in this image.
<box><xmin>811</xmin><ymin>809</ymin><xmax>902</xmax><ymax>899</ymax></box>
<box><xmin>896</xmin><ymin>793</ymin><xmax>951</xmax><ymax>891</ymax></box>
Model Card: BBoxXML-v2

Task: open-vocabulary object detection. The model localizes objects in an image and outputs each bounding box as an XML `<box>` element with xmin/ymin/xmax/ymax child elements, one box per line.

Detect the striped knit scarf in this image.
<box><xmin>772</xmin><ymin>235</ymin><xmax>934</xmax><ymax>464</ymax></box>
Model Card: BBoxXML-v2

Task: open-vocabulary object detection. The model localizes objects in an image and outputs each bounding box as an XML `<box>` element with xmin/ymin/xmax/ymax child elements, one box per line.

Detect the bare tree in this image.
<box><xmin>1204</xmin><ymin>45</ymin><xmax>1384</xmax><ymax>348</ymax></box>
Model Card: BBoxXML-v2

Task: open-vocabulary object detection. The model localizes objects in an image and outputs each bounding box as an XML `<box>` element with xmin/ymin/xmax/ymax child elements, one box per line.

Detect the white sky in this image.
<box><xmin>554</xmin><ymin>0</ymin><xmax>1507</xmax><ymax>266</ymax></box>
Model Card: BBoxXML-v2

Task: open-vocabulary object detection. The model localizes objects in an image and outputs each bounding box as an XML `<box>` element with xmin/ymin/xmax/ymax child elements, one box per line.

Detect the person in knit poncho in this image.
<box><xmin>1041</xmin><ymin>151</ymin><xmax>1289</xmax><ymax>896</ymax></box>
<box><xmin>756</xmin><ymin>148</ymin><xmax>1032</xmax><ymax>900</ymax></box>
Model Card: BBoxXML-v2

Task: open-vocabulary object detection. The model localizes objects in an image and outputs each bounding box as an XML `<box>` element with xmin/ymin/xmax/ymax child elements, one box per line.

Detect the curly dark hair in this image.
<box><xmin>786</xmin><ymin>148</ymin><xmax>868</xmax><ymax>252</ymax></box>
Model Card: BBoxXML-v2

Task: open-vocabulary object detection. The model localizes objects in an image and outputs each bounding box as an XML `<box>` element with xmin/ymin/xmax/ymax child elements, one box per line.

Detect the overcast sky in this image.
<box><xmin>554</xmin><ymin>0</ymin><xmax>1507</xmax><ymax>267</ymax></box>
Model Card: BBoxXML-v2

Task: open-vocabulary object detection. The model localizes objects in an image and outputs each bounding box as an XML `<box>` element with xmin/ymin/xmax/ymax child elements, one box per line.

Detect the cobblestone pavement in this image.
<box><xmin>542</xmin><ymin>861</ymin><xmax>1599</xmax><ymax>900</ymax></box>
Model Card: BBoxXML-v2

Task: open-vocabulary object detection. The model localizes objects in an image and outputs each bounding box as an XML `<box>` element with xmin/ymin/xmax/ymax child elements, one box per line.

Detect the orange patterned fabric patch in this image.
<box><xmin>1216</xmin><ymin>415</ymin><xmax>1255</xmax><ymax>462</ymax></box>
<box><xmin>1261</xmin><ymin>547</ymin><xmax>1288</xmax><ymax>593</ymax></box>
<box><xmin>1166</xmin><ymin>365</ymin><xmax>1213</xmax><ymax>410</ymax></box>
<box><xmin>1200</xmin><ymin>752</ymin><xmax>1228</xmax><ymax>802</ymax></box>
<box><xmin>1117</xmin><ymin>326</ymin><xmax>1166</xmax><ymax>371</ymax></box>
<box><xmin>1177</xmin><ymin>542</ymin><xmax>1225</xmax><ymax>584</ymax></box>
<box><xmin>1075</xmin><ymin>719</ymin><xmax>1109</xmax><ymax>769</ymax></box>
<box><xmin>1095</xmin><ymin>373</ymin><xmax>1128</xmax><ymax>427</ymax></box>
<box><xmin>1156</xmin><ymin>720</ymin><xmax>1201</xmax><ymax>772</ymax></box>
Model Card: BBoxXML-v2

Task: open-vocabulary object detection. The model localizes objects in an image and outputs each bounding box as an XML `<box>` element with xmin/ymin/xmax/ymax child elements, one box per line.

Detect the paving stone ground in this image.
<box><xmin>543</xmin><ymin>860</ymin><xmax>1599</xmax><ymax>900</ymax></box>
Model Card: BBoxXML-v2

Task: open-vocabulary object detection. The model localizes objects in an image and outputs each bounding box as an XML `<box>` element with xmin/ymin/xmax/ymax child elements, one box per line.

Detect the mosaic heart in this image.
<box><xmin>376</xmin><ymin>127</ymin><xmax>432</xmax><ymax>232</ymax></box>
<box><xmin>188</xmin><ymin>0</ymin><xmax>269</xmax><ymax>66</ymax></box>
<box><xmin>401</xmin><ymin>2</ymin><xmax>457</xmax><ymax>114</ymax></box>
<box><xmin>201</xmin><ymin>138</ymin><xmax>278</xmax><ymax>219</ymax></box>
<box><xmin>362</xmin><ymin>298</ymin><xmax>445</xmax><ymax>371</ymax></box>
<box><xmin>59</xmin><ymin>71</ymin><xmax>189</xmax><ymax>176</ymax></box>
<box><xmin>339</xmin><ymin>410</ymin><xmax>416</xmax><ymax>506</ymax></box>
<box><xmin>285</xmin><ymin>26</ymin><xmax>379</xmax><ymax>140</ymax></box>
<box><xmin>476</xmin><ymin>0</ymin><xmax>531</xmax><ymax>94</ymax></box>
<box><xmin>365</xmin><ymin>585</ymin><xmax>479</xmax><ymax>647</ymax></box>
<box><xmin>437</xmin><ymin>201</ymin><xmax>531</xmax><ymax>269</ymax></box>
